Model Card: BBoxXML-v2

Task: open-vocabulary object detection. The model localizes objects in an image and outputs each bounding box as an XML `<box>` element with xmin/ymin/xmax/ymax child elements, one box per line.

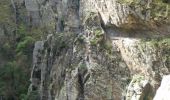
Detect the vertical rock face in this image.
<box><xmin>24</xmin><ymin>0</ymin><xmax>81</xmax><ymax>32</ymax></box>
<box><xmin>29</xmin><ymin>32</ymin><xmax>131</xmax><ymax>99</ymax></box>
<box><xmin>80</xmin><ymin>0</ymin><xmax>130</xmax><ymax>26</ymax></box>
<box><xmin>27</xmin><ymin>0</ymin><xmax>170</xmax><ymax>100</ymax></box>
<box><xmin>154</xmin><ymin>75</ymin><xmax>170</xmax><ymax>100</ymax></box>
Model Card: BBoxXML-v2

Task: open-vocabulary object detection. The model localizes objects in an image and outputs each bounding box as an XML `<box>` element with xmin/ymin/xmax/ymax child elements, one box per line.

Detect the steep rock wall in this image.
<box><xmin>29</xmin><ymin>32</ymin><xmax>131</xmax><ymax>100</ymax></box>
<box><xmin>27</xmin><ymin>0</ymin><xmax>170</xmax><ymax>100</ymax></box>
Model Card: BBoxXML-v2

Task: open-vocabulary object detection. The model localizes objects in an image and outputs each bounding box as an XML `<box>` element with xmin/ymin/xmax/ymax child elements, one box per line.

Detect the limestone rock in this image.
<box><xmin>26</xmin><ymin>0</ymin><xmax>170</xmax><ymax>100</ymax></box>
<box><xmin>154</xmin><ymin>75</ymin><xmax>170</xmax><ymax>100</ymax></box>
<box><xmin>126</xmin><ymin>75</ymin><xmax>153</xmax><ymax>100</ymax></box>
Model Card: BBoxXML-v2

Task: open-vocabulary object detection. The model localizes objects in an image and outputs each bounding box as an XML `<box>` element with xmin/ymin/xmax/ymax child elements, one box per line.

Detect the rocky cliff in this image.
<box><xmin>0</xmin><ymin>0</ymin><xmax>170</xmax><ymax>100</ymax></box>
<box><xmin>26</xmin><ymin>0</ymin><xmax>170</xmax><ymax>100</ymax></box>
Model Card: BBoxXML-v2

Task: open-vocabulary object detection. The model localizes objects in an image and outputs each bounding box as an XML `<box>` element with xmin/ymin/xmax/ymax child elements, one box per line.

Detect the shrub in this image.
<box><xmin>0</xmin><ymin>61</ymin><xmax>29</xmax><ymax>99</ymax></box>
<box><xmin>90</xmin><ymin>29</ymin><xmax>104</xmax><ymax>46</ymax></box>
<box><xmin>16</xmin><ymin>36</ymin><xmax>35</xmax><ymax>55</ymax></box>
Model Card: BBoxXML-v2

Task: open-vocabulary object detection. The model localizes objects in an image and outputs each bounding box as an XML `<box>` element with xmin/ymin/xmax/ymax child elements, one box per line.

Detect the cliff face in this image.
<box><xmin>0</xmin><ymin>0</ymin><xmax>169</xmax><ymax>99</ymax></box>
<box><xmin>30</xmin><ymin>35</ymin><xmax>170</xmax><ymax>100</ymax></box>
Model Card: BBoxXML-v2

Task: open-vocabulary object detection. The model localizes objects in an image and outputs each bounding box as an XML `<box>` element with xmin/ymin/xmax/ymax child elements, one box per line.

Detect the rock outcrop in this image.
<box><xmin>26</xmin><ymin>0</ymin><xmax>170</xmax><ymax>100</ymax></box>
<box><xmin>0</xmin><ymin>0</ymin><xmax>170</xmax><ymax>99</ymax></box>
<box><xmin>126</xmin><ymin>75</ymin><xmax>153</xmax><ymax>100</ymax></box>
<box><xmin>28</xmin><ymin>32</ymin><xmax>130</xmax><ymax>99</ymax></box>
<box><xmin>154</xmin><ymin>75</ymin><xmax>170</xmax><ymax>100</ymax></box>
<box><xmin>28</xmin><ymin>31</ymin><xmax>170</xmax><ymax>100</ymax></box>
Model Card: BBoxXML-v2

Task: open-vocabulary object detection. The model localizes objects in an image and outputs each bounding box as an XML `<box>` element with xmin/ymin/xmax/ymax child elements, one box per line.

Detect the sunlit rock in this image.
<box><xmin>154</xmin><ymin>75</ymin><xmax>170</xmax><ymax>100</ymax></box>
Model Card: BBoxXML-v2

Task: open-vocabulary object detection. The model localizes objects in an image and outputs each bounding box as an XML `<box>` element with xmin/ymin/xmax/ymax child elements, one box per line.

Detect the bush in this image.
<box><xmin>16</xmin><ymin>36</ymin><xmax>35</xmax><ymax>55</ymax></box>
<box><xmin>90</xmin><ymin>29</ymin><xmax>104</xmax><ymax>46</ymax></box>
<box><xmin>0</xmin><ymin>61</ymin><xmax>29</xmax><ymax>99</ymax></box>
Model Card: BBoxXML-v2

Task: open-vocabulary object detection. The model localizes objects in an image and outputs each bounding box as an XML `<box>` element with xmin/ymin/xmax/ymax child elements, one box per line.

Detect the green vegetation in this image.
<box><xmin>83</xmin><ymin>12</ymin><xmax>98</xmax><ymax>26</ymax></box>
<box><xmin>76</xmin><ymin>35</ymin><xmax>85</xmax><ymax>44</ymax></box>
<box><xmin>90</xmin><ymin>29</ymin><xmax>104</xmax><ymax>46</ymax></box>
<box><xmin>132</xmin><ymin>75</ymin><xmax>145</xmax><ymax>83</ymax></box>
<box><xmin>0</xmin><ymin>1</ymin><xmax>42</xmax><ymax>98</ymax></box>
<box><xmin>119</xmin><ymin>0</ymin><xmax>169</xmax><ymax>6</ymax></box>
<box><xmin>142</xmin><ymin>37</ymin><xmax>170</xmax><ymax>47</ymax></box>
<box><xmin>0</xmin><ymin>61</ymin><xmax>29</xmax><ymax>100</ymax></box>
<box><xmin>100</xmin><ymin>40</ymin><xmax>113</xmax><ymax>55</ymax></box>
<box><xmin>160</xmin><ymin>38</ymin><xmax>170</xmax><ymax>44</ymax></box>
<box><xmin>79</xmin><ymin>63</ymin><xmax>87</xmax><ymax>70</ymax></box>
<box><xmin>0</xmin><ymin>24</ymin><xmax>35</xmax><ymax>99</ymax></box>
<box><xmin>140</xmin><ymin>37</ymin><xmax>170</xmax><ymax>69</ymax></box>
<box><xmin>16</xmin><ymin>36</ymin><xmax>35</xmax><ymax>56</ymax></box>
<box><xmin>140</xmin><ymin>37</ymin><xmax>170</xmax><ymax>53</ymax></box>
<box><xmin>78</xmin><ymin>63</ymin><xmax>87</xmax><ymax>76</ymax></box>
<box><xmin>89</xmin><ymin>29</ymin><xmax>113</xmax><ymax>55</ymax></box>
<box><xmin>0</xmin><ymin>0</ymin><xmax>13</xmax><ymax>24</ymax></box>
<box><xmin>55</xmin><ymin>33</ymin><xmax>72</xmax><ymax>49</ymax></box>
<box><xmin>25</xmin><ymin>91</ymin><xmax>39</xmax><ymax>100</ymax></box>
<box><xmin>119</xmin><ymin>0</ymin><xmax>170</xmax><ymax>23</ymax></box>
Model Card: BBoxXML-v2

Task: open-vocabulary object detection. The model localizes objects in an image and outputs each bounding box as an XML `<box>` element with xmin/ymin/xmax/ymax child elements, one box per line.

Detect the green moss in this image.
<box><xmin>140</xmin><ymin>37</ymin><xmax>170</xmax><ymax>67</ymax></box>
<box><xmin>76</xmin><ymin>35</ymin><xmax>85</xmax><ymax>44</ymax></box>
<box><xmin>159</xmin><ymin>38</ymin><xmax>170</xmax><ymax>44</ymax></box>
<box><xmin>100</xmin><ymin>40</ymin><xmax>113</xmax><ymax>55</ymax></box>
<box><xmin>90</xmin><ymin>29</ymin><xmax>104</xmax><ymax>46</ymax></box>
<box><xmin>95</xmin><ymin>30</ymin><xmax>104</xmax><ymax>37</ymax></box>
<box><xmin>83</xmin><ymin>12</ymin><xmax>98</xmax><ymax>25</ymax></box>
<box><xmin>90</xmin><ymin>38</ymin><xmax>98</xmax><ymax>46</ymax></box>
<box><xmin>89</xmin><ymin>29</ymin><xmax>113</xmax><ymax>55</ymax></box>
<box><xmin>132</xmin><ymin>75</ymin><xmax>145</xmax><ymax>83</ymax></box>
<box><xmin>147</xmin><ymin>39</ymin><xmax>159</xmax><ymax>47</ymax></box>
<box><xmin>138</xmin><ymin>40</ymin><xmax>146</xmax><ymax>53</ymax></box>
<box><xmin>119</xmin><ymin>0</ymin><xmax>170</xmax><ymax>22</ymax></box>
<box><xmin>79</xmin><ymin>63</ymin><xmax>87</xmax><ymax>70</ymax></box>
<box><xmin>150</xmin><ymin>37</ymin><xmax>170</xmax><ymax>46</ymax></box>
